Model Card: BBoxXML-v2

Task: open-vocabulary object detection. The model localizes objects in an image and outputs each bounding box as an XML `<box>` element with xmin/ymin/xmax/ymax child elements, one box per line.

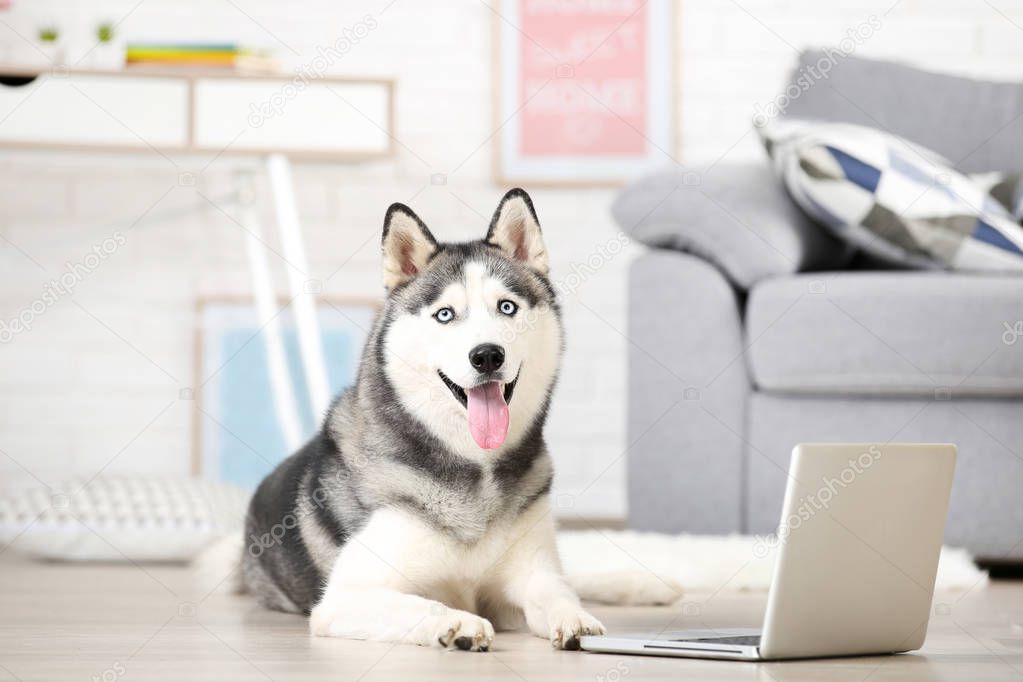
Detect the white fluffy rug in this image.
<box><xmin>558</xmin><ymin>531</ymin><xmax>987</xmax><ymax>593</ymax></box>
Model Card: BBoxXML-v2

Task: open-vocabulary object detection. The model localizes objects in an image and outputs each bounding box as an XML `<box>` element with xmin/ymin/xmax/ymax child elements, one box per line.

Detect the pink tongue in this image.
<box><xmin>466</xmin><ymin>382</ymin><xmax>509</xmax><ymax>449</ymax></box>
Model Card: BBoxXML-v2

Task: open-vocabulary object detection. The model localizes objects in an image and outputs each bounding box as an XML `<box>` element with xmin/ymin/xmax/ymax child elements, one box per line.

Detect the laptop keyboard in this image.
<box><xmin>680</xmin><ymin>635</ymin><xmax>762</xmax><ymax>646</ymax></box>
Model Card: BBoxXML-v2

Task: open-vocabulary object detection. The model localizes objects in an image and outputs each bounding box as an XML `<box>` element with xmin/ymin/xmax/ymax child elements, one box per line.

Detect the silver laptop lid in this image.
<box><xmin>759</xmin><ymin>443</ymin><xmax>956</xmax><ymax>660</ymax></box>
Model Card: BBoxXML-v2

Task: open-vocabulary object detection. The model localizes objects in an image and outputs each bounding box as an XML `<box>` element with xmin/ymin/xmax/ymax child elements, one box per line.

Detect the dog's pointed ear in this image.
<box><xmin>381</xmin><ymin>203</ymin><xmax>438</xmax><ymax>290</ymax></box>
<box><xmin>486</xmin><ymin>188</ymin><xmax>549</xmax><ymax>275</ymax></box>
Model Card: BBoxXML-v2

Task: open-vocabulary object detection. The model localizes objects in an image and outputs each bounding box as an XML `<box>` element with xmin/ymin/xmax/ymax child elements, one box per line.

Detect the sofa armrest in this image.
<box><xmin>612</xmin><ymin>162</ymin><xmax>852</xmax><ymax>289</ymax></box>
<box><xmin>627</xmin><ymin>250</ymin><xmax>750</xmax><ymax>533</ymax></box>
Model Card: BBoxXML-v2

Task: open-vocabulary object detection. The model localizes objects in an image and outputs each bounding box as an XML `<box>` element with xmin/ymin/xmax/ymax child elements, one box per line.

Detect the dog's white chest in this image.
<box><xmin>334</xmin><ymin>504</ymin><xmax>545</xmax><ymax>612</ymax></box>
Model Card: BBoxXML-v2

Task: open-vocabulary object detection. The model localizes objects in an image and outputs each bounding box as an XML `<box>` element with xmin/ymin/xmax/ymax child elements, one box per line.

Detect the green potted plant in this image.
<box><xmin>36</xmin><ymin>25</ymin><xmax>64</xmax><ymax>66</ymax></box>
<box><xmin>90</xmin><ymin>21</ymin><xmax>125</xmax><ymax>69</ymax></box>
<box><xmin>97</xmin><ymin>23</ymin><xmax>114</xmax><ymax>43</ymax></box>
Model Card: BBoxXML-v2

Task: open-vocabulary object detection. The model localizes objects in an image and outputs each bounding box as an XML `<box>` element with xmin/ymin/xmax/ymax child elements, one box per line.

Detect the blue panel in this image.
<box><xmin>826</xmin><ymin>146</ymin><xmax>881</xmax><ymax>193</ymax></box>
<box><xmin>216</xmin><ymin>328</ymin><xmax>358</xmax><ymax>490</ymax></box>
<box><xmin>973</xmin><ymin>219</ymin><xmax>1023</xmax><ymax>256</ymax></box>
<box><xmin>218</xmin><ymin>330</ymin><xmax>282</xmax><ymax>490</ymax></box>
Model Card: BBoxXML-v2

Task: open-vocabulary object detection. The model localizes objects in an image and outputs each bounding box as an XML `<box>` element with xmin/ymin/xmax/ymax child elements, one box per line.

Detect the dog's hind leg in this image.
<box><xmin>308</xmin><ymin>509</ymin><xmax>494</xmax><ymax>651</ymax></box>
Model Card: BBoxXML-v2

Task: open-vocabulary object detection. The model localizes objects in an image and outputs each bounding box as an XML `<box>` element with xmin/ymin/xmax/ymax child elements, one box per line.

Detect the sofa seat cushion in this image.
<box><xmin>746</xmin><ymin>272</ymin><xmax>1023</xmax><ymax>397</ymax></box>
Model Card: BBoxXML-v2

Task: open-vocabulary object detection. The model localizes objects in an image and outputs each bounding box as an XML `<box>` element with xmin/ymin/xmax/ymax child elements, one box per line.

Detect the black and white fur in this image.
<box><xmin>241</xmin><ymin>189</ymin><xmax>668</xmax><ymax>651</ymax></box>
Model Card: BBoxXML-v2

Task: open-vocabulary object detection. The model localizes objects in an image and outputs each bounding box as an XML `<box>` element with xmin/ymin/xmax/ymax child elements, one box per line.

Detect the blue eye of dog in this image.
<box><xmin>434</xmin><ymin>307</ymin><xmax>454</xmax><ymax>323</ymax></box>
<box><xmin>498</xmin><ymin>300</ymin><xmax>518</xmax><ymax>316</ymax></box>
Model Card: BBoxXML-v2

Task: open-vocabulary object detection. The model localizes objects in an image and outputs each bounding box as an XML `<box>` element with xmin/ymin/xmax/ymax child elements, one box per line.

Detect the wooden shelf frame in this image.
<box><xmin>0</xmin><ymin>63</ymin><xmax>397</xmax><ymax>162</ymax></box>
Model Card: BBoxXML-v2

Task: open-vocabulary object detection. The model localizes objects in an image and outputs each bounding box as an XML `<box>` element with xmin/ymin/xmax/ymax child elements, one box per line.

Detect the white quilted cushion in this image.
<box><xmin>0</xmin><ymin>476</ymin><xmax>249</xmax><ymax>562</ymax></box>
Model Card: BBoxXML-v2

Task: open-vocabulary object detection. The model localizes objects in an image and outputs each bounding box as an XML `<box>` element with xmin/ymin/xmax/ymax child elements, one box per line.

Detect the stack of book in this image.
<box><xmin>125</xmin><ymin>43</ymin><xmax>277</xmax><ymax>70</ymax></box>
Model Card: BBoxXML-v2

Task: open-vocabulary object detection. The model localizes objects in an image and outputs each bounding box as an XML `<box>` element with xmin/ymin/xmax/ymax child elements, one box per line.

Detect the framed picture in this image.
<box><xmin>494</xmin><ymin>0</ymin><xmax>677</xmax><ymax>186</ymax></box>
<box><xmin>192</xmin><ymin>296</ymin><xmax>379</xmax><ymax>490</ymax></box>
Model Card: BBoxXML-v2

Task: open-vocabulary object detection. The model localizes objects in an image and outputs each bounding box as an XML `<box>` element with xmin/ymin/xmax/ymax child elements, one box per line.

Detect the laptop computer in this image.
<box><xmin>580</xmin><ymin>443</ymin><xmax>957</xmax><ymax>661</ymax></box>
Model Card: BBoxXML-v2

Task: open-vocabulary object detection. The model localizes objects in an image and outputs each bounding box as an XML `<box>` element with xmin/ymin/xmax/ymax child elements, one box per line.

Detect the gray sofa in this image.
<box><xmin>616</xmin><ymin>51</ymin><xmax>1023</xmax><ymax>562</ymax></box>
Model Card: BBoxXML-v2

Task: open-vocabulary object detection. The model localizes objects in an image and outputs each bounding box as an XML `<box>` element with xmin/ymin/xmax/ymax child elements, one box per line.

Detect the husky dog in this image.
<box><xmin>241</xmin><ymin>189</ymin><xmax>613</xmax><ymax>651</ymax></box>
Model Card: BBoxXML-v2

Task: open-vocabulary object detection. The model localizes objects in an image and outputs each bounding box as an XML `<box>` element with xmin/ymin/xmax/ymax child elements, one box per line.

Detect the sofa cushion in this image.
<box><xmin>612</xmin><ymin>163</ymin><xmax>852</xmax><ymax>289</ymax></box>
<box><xmin>760</xmin><ymin>118</ymin><xmax>1023</xmax><ymax>271</ymax></box>
<box><xmin>783</xmin><ymin>50</ymin><xmax>1023</xmax><ymax>174</ymax></box>
<box><xmin>746</xmin><ymin>272</ymin><xmax>1023</xmax><ymax>397</ymax></box>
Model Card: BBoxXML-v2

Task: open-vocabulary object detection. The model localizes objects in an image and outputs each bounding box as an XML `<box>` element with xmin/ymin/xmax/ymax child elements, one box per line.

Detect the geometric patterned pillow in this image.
<box><xmin>760</xmin><ymin>119</ymin><xmax>1023</xmax><ymax>271</ymax></box>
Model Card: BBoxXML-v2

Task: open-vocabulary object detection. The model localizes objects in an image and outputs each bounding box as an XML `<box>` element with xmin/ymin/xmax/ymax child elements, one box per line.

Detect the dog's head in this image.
<box><xmin>377</xmin><ymin>189</ymin><xmax>561</xmax><ymax>454</ymax></box>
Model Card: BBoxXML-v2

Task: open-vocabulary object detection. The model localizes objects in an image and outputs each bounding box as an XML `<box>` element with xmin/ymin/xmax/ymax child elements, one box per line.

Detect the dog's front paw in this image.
<box><xmin>548</xmin><ymin>606</ymin><xmax>605</xmax><ymax>650</ymax></box>
<box><xmin>309</xmin><ymin>602</ymin><xmax>338</xmax><ymax>637</ymax></box>
<box><xmin>431</xmin><ymin>610</ymin><xmax>495</xmax><ymax>652</ymax></box>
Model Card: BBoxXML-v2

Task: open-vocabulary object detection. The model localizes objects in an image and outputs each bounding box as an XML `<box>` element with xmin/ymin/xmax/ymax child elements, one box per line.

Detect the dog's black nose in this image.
<box><xmin>469</xmin><ymin>343</ymin><xmax>505</xmax><ymax>373</ymax></box>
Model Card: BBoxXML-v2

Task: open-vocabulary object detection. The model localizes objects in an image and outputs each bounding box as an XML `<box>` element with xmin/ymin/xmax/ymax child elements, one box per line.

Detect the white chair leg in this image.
<box><xmin>266</xmin><ymin>153</ymin><xmax>331</xmax><ymax>421</ymax></box>
<box><xmin>237</xmin><ymin>170</ymin><xmax>304</xmax><ymax>451</ymax></box>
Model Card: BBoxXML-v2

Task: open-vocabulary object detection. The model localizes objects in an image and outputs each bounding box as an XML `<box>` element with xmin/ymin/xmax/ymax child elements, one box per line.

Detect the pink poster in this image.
<box><xmin>518</xmin><ymin>0</ymin><xmax>648</xmax><ymax>157</ymax></box>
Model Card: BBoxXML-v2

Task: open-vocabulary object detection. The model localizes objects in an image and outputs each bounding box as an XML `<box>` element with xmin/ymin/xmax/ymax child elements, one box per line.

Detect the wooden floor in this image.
<box><xmin>1</xmin><ymin>556</ymin><xmax>1021</xmax><ymax>682</ymax></box>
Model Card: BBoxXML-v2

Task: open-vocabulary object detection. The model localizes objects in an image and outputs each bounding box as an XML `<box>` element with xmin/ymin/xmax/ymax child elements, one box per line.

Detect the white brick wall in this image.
<box><xmin>2</xmin><ymin>0</ymin><xmax>1022</xmax><ymax>517</ymax></box>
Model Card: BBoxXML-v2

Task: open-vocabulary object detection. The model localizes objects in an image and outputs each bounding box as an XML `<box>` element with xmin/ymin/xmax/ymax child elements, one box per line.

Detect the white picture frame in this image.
<box><xmin>494</xmin><ymin>0</ymin><xmax>677</xmax><ymax>186</ymax></box>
